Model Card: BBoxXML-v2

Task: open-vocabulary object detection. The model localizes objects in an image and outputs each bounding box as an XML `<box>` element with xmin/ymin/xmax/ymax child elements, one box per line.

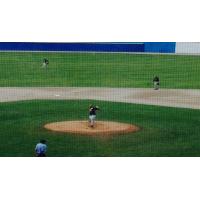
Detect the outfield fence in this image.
<box><xmin>0</xmin><ymin>42</ymin><xmax>176</xmax><ymax>53</ymax></box>
<box><xmin>1</xmin><ymin>42</ymin><xmax>200</xmax><ymax>54</ymax></box>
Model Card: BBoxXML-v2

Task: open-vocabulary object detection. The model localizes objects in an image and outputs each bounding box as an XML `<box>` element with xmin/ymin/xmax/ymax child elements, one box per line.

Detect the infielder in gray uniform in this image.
<box><xmin>153</xmin><ymin>76</ymin><xmax>160</xmax><ymax>90</ymax></box>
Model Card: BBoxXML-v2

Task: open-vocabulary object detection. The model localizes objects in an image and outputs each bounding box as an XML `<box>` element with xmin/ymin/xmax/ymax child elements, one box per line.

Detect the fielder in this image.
<box><xmin>35</xmin><ymin>139</ymin><xmax>47</xmax><ymax>157</ymax></box>
<box><xmin>42</xmin><ymin>58</ymin><xmax>49</xmax><ymax>68</ymax></box>
<box><xmin>88</xmin><ymin>105</ymin><xmax>100</xmax><ymax>128</ymax></box>
<box><xmin>153</xmin><ymin>76</ymin><xmax>160</xmax><ymax>90</ymax></box>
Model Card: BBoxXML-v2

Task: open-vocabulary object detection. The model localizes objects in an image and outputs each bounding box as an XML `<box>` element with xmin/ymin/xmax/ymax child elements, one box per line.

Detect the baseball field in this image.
<box><xmin>0</xmin><ymin>52</ymin><xmax>200</xmax><ymax>156</ymax></box>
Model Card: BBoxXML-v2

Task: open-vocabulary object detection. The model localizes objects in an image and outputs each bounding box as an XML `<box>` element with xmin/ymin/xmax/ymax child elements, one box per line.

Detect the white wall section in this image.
<box><xmin>176</xmin><ymin>42</ymin><xmax>200</xmax><ymax>54</ymax></box>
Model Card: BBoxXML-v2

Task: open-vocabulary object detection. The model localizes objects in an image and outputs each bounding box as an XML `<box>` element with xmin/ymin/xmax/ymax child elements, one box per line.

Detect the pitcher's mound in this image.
<box><xmin>44</xmin><ymin>120</ymin><xmax>139</xmax><ymax>136</ymax></box>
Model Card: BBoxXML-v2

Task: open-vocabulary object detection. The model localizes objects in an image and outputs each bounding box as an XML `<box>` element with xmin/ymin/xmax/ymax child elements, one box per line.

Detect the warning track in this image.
<box><xmin>0</xmin><ymin>87</ymin><xmax>199</xmax><ymax>109</ymax></box>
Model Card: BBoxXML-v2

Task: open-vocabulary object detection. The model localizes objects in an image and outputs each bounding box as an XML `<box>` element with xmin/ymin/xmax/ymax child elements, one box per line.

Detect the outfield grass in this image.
<box><xmin>0</xmin><ymin>52</ymin><xmax>200</xmax><ymax>88</ymax></box>
<box><xmin>0</xmin><ymin>99</ymin><xmax>200</xmax><ymax>157</ymax></box>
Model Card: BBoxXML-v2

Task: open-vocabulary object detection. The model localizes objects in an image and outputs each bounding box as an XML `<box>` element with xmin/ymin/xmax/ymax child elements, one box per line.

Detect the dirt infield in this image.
<box><xmin>44</xmin><ymin>120</ymin><xmax>139</xmax><ymax>135</ymax></box>
<box><xmin>0</xmin><ymin>87</ymin><xmax>200</xmax><ymax>109</ymax></box>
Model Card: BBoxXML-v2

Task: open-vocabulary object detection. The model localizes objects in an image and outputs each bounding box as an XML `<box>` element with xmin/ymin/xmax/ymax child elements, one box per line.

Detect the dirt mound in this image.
<box><xmin>44</xmin><ymin>120</ymin><xmax>139</xmax><ymax>136</ymax></box>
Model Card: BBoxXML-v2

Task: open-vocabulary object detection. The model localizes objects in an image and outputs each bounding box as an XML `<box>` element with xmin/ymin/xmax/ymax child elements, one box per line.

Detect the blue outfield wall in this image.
<box><xmin>0</xmin><ymin>42</ymin><xmax>176</xmax><ymax>53</ymax></box>
<box><xmin>0</xmin><ymin>42</ymin><xmax>144</xmax><ymax>52</ymax></box>
<box><xmin>144</xmin><ymin>42</ymin><xmax>176</xmax><ymax>53</ymax></box>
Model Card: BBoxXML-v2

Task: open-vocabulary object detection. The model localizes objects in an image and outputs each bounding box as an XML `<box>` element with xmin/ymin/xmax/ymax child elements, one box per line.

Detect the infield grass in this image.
<box><xmin>0</xmin><ymin>100</ymin><xmax>200</xmax><ymax>157</ymax></box>
<box><xmin>0</xmin><ymin>52</ymin><xmax>200</xmax><ymax>88</ymax></box>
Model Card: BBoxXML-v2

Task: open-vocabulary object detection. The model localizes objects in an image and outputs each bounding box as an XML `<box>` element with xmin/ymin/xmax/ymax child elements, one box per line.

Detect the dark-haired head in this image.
<box><xmin>40</xmin><ymin>139</ymin><xmax>46</xmax><ymax>144</ymax></box>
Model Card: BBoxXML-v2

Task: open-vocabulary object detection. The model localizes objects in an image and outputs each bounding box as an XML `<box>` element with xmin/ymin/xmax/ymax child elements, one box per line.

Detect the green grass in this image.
<box><xmin>0</xmin><ymin>99</ymin><xmax>200</xmax><ymax>157</ymax></box>
<box><xmin>0</xmin><ymin>52</ymin><xmax>200</xmax><ymax>88</ymax></box>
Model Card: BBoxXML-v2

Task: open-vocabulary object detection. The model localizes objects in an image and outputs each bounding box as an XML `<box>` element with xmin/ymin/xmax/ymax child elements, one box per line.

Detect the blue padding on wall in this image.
<box><xmin>0</xmin><ymin>42</ymin><xmax>145</xmax><ymax>52</ymax></box>
<box><xmin>144</xmin><ymin>42</ymin><xmax>176</xmax><ymax>53</ymax></box>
